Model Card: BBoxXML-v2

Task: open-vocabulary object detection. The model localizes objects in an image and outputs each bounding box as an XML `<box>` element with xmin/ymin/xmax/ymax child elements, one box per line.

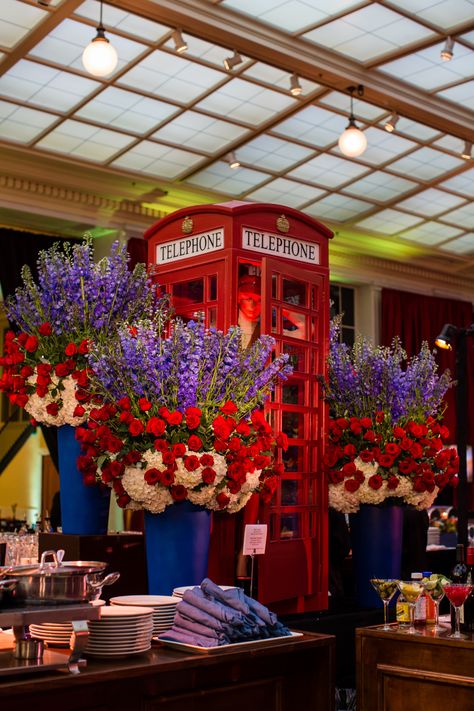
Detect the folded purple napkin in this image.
<box><xmin>182</xmin><ymin>588</ymin><xmax>245</xmax><ymax>625</ymax></box>
<box><xmin>176</xmin><ymin>599</ymin><xmax>227</xmax><ymax>631</ymax></box>
<box><xmin>201</xmin><ymin>578</ymin><xmax>249</xmax><ymax>615</ymax></box>
<box><xmin>159</xmin><ymin>628</ymin><xmax>220</xmax><ymax>648</ymax></box>
<box><xmin>174</xmin><ymin>610</ymin><xmax>229</xmax><ymax>643</ymax></box>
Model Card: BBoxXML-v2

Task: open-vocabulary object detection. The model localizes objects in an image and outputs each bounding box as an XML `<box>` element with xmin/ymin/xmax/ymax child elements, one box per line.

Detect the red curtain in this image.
<box><xmin>381</xmin><ymin>288</ymin><xmax>474</xmax><ymax>446</ymax></box>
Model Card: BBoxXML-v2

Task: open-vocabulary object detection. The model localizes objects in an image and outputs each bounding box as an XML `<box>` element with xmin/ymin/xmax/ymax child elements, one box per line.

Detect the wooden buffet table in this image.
<box><xmin>356</xmin><ymin>624</ymin><xmax>474</xmax><ymax>711</ymax></box>
<box><xmin>0</xmin><ymin>631</ymin><xmax>335</xmax><ymax>711</ymax></box>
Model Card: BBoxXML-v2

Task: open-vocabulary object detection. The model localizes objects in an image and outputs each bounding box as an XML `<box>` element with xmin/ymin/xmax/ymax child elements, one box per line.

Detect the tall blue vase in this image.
<box><xmin>349</xmin><ymin>503</ymin><xmax>404</xmax><ymax>608</ymax></box>
<box><xmin>144</xmin><ymin>502</ymin><xmax>211</xmax><ymax>595</ymax></box>
<box><xmin>57</xmin><ymin>424</ymin><xmax>110</xmax><ymax>535</ymax></box>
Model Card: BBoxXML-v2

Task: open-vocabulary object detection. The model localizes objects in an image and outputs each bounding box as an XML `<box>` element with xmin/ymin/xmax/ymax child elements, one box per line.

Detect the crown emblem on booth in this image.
<box><xmin>182</xmin><ymin>216</ymin><xmax>194</xmax><ymax>234</ymax></box>
<box><xmin>276</xmin><ymin>214</ymin><xmax>289</xmax><ymax>233</ymax></box>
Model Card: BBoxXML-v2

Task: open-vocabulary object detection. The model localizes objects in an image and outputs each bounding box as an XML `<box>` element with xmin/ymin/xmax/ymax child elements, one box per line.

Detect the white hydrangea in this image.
<box><xmin>25</xmin><ymin>373</ymin><xmax>91</xmax><ymax>426</ymax></box>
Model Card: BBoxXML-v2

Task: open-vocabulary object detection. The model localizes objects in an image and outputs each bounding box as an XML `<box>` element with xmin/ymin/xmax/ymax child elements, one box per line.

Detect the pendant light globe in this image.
<box><xmin>338</xmin><ymin>119</ymin><xmax>367</xmax><ymax>158</ymax></box>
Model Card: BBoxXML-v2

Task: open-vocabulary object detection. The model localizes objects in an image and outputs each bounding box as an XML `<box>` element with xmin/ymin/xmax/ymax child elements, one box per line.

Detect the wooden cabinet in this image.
<box><xmin>356</xmin><ymin>625</ymin><xmax>474</xmax><ymax>711</ymax></box>
<box><xmin>0</xmin><ymin>632</ymin><xmax>335</xmax><ymax>711</ymax></box>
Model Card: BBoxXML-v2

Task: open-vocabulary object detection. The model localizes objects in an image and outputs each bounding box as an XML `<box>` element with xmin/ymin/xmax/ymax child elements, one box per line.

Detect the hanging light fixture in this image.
<box><xmin>384</xmin><ymin>112</ymin><xmax>399</xmax><ymax>133</ymax></box>
<box><xmin>223</xmin><ymin>50</ymin><xmax>243</xmax><ymax>71</ymax></box>
<box><xmin>82</xmin><ymin>1</ymin><xmax>118</xmax><ymax>77</ymax></box>
<box><xmin>338</xmin><ymin>86</ymin><xmax>367</xmax><ymax>158</ymax></box>
<box><xmin>228</xmin><ymin>152</ymin><xmax>240</xmax><ymax>169</ymax></box>
<box><xmin>289</xmin><ymin>74</ymin><xmax>302</xmax><ymax>97</ymax></box>
<box><xmin>441</xmin><ymin>36</ymin><xmax>454</xmax><ymax>61</ymax></box>
<box><xmin>171</xmin><ymin>30</ymin><xmax>188</xmax><ymax>54</ymax></box>
<box><xmin>461</xmin><ymin>140</ymin><xmax>472</xmax><ymax>159</ymax></box>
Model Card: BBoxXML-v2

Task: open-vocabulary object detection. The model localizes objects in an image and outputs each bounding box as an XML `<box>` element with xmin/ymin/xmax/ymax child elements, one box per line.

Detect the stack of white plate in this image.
<box><xmin>109</xmin><ymin>595</ymin><xmax>178</xmax><ymax>638</ymax></box>
<box><xmin>172</xmin><ymin>584</ymin><xmax>236</xmax><ymax>599</ymax></box>
<box><xmin>85</xmin><ymin>605</ymin><xmax>153</xmax><ymax>658</ymax></box>
<box><xmin>29</xmin><ymin>599</ymin><xmax>105</xmax><ymax>648</ymax></box>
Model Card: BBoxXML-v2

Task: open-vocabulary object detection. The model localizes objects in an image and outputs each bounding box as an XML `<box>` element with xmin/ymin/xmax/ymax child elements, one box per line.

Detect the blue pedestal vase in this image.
<box><xmin>144</xmin><ymin>502</ymin><xmax>212</xmax><ymax>595</ymax></box>
<box><xmin>57</xmin><ymin>424</ymin><xmax>110</xmax><ymax>535</ymax></box>
<box><xmin>349</xmin><ymin>502</ymin><xmax>404</xmax><ymax>608</ymax></box>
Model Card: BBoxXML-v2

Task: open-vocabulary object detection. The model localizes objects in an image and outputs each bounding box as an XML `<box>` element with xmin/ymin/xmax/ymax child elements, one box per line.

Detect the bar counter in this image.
<box><xmin>0</xmin><ymin>631</ymin><xmax>335</xmax><ymax>711</ymax></box>
<box><xmin>356</xmin><ymin>624</ymin><xmax>474</xmax><ymax>711</ymax></box>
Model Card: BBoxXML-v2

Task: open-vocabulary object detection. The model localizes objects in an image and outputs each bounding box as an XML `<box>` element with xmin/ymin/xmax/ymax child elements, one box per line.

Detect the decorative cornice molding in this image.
<box><xmin>0</xmin><ymin>174</ymin><xmax>168</xmax><ymax>221</ymax></box>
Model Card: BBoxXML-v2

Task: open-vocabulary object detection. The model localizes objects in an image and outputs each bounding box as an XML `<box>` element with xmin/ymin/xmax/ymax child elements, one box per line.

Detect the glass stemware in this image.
<box><xmin>422</xmin><ymin>578</ymin><xmax>446</xmax><ymax>633</ymax></box>
<box><xmin>443</xmin><ymin>583</ymin><xmax>473</xmax><ymax>639</ymax></box>
<box><xmin>370</xmin><ymin>579</ymin><xmax>398</xmax><ymax>630</ymax></box>
<box><xmin>396</xmin><ymin>580</ymin><xmax>424</xmax><ymax>634</ymax></box>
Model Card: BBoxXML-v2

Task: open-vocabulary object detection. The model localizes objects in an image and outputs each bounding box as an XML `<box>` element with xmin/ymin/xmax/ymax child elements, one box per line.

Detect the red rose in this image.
<box><xmin>129</xmin><ymin>419</ymin><xmax>145</xmax><ymax>436</ymax></box>
<box><xmin>14</xmin><ymin>393</ymin><xmax>29</xmax><ymax>408</ymax></box>
<box><xmin>220</xmin><ymin>400</ymin><xmax>238</xmax><ymax>415</ymax></box>
<box><xmin>363</xmin><ymin>430</ymin><xmax>376</xmax><ymax>442</ymax></box>
<box><xmin>228</xmin><ymin>480</ymin><xmax>241</xmax><ymax>494</ymax></box>
<box><xmin>393</xmin><ymin>426</ymin><xmax>405</xmax><ymax>438</ymax></box>
<box><xmin>216</xmin><ymin>492</ymin><xmax>230</xmax><ymax>509</ymax></box>
<box><xmin>55</xmin><ymin>363</ymin><xmax>69</xmax><ymax>378</ymax></box>
<box><xmin>172</xmin><ymin>443</ymin><xmax>186</xmax><ymax>457</ymax></box>
<box><xmin>73</xmin><ymin>404</ymin><xmax>85</xmax><ymax>417</ymax></box>
<box><xmin>146</xmin><ymin>417</ymin><xmax>166</xmax><ymax>436</ymax></box>
<box><xmin>144</xmin><ymin>468</ymin><xmax>161</xmax><ymax>485</ymax></box>
<box><xmin>24</xmin><ymin>335</ymin><xmax>39</xmax><ymax>353</ymax></box>
<box><xmin>236</xmin><ymin>421</ymin><xmax>251</xmax><ymax>437</ymax></box>
<box><xmin>185</xmin><ymin>407</ymin><xmax>202</xmax><ymax>430</ymax></box>
<box><xmin>122</xmin><ymin>451</ymin><xmax>142</xmax><ymax>465</ymax></box>
<box><xmin>78</xmin><ymin>339</ymin><xmax>89</xmax><ymax>355</ymax></box>
<box><xmin>167</xmin><ymin>411</ymin><xmax>183</xmax><ymax>426</ymax></box>
<box><xmin>202</xmin><ymin>467</ymin><xmax>216</xmax><ymax>484</ymax></box>
<box><xmin>344</xmin><ymin>479</ymin><xmax>360</xmax><ymax>492</ymax></box>
<box><xmin>411</xmin><ymin>442</ymin><xmax>423</xmax><ymax>458</ymax></box>
<box><xmin>184</xmin><ymin>455</ymin><xmax>200</xmax><ymax>471</ymax></box>
<box><xmin>188</xmin><ymin>435</ymin><xmax>202</xmax><ymax>451</ymax></box>
<box><xmin>118</xmin><ymin>396</ymin><xmax>131</xmax><ymax>410</ymax></box>
<box><xmin>276</xmin><ymin>432</ymin><xmax>289</xmax><ymax>451</ymax></box>
<box><xmin>343</xmin><ymin>444</ymin><xmax>356</xmax><ymax>458</ymax></box>
<box><xmin>408</xmin><ymin>422</ymin><xmax>423</xmax><ymax>438</ymax></box>
<box><xmin>154</xmin><ymin>438</ymin><xmax>168</xmax><ymax>453</ymax></box>
<box><xmin>119</xmin><ymin>411</ymin><xmax>134</xmax><ymax>424</ymax></box>
<box><xmin>46</xmin><ymin>402</ymin><xmax>59</xmax><ymax>416</ymax></box>
<box><xmin>335</xmin><ymin>418</ymin><xmax>349</xmax><ymax>429</ymax></box>
<box><xmin>360</xmin><ymin>417</ymin><xmax>372</xmax><ymax>429</ymax></box>
<box><xmin>378</xmin><ymin>454</ymin><xmax>394</xmax><ymax>468</ymax></box>
<box><xmin>350</xmin><ymin>423</ymin><xmax>362</xmax><ymax>435</ymax></box>
<box><xmin>342</xmin><ymin>461</ymin><xmax>357</xmax><ymax>477</ymax></box>
<box><xmin>139</xmin><ymin>397</ymin><xmax>152</xmax><ymax>412</ymax></box>
<box><xmin>38</xmin><ymin>322</ymin><xmax>52</xmax><ymax>336</ymax></box>
<box><xmin>65</xmin><ymin>342</ymin><xmax>77</xmax><ymax>357</ymax></box>
<box><xmin>387</xmin><ymin>475</ymin><xmax>400</xmax><ymax>489</ymax></box>
<box><xmin>171</xmin><ymin>484</ymin><xmax>188</xmax><ymax>501</ymax></box>
<box><xmin>413</xmin><ymin>477</ymin><xmax>426</xmax><ymax>492</ymax></box>
<box><xmin>368</xmin><ymin>474</ymin><xmax>383</xmax><ymax>490</ymax></box>
<box><xmin>359</xmin><ymin>449</ymin><xmax>374</xmax><ymax>463</ymax></box>
<box><xmin>213</xmin><ymin>416</ymin><xmax>232</xmax><ymax>440</ymax></box>
<box><xmin>161</xmin><ymin>469</ymin><xmax>175</xmax><ymax>486</ymax></box>
<box><xmin>398</xmin><ymin>458</ymin><xmax>414</xmax><ymax>474</ymax></box>
<box><xmin>385</xmin><ymin>443</ymin><xmax>401</xmax><ymax>457</ymax></box>
<box><xmin>116</xmin><ymin>493</ymin><xmax>131</xmax><ymax>508</ymax></box>
<box><xmin>200</xmin><ymin>453</ymin><xmax>214</xmax><ymax>466</ymax></box>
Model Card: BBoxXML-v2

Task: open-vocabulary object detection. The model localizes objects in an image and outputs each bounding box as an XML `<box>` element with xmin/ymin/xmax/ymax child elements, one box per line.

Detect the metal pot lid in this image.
<box><xmin>61</xmin><ymin>560</ymin><xmax>108</xmax><ymax>573</ymax></box>
<box><xmin>7</xmin><ymin>563</ymin><xmax>85</xmax><ymax>577</ymax></box>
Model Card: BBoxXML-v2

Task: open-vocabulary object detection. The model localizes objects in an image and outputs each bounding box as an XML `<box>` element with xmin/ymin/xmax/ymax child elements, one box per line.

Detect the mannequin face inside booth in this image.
<box><xmin>238</xmin><ymin>274</ymin><xmax>261</xmax><ymax>323</ymax></box>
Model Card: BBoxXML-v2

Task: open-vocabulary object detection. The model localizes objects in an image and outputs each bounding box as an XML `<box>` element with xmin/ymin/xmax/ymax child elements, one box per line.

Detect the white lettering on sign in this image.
<box><xmin>243</xmin><ymin>524</ymin><xmax>268</xmax><ymax>556</ymax></box>
<box><xmin>156</xmin><ymin>228</ymin><xmax>225</xmax><ymax>264</ymax></box>
<box><xmin>242</xmin><ymin>227</ymin><xmax>319</xmax><ymax>264</ymax></box>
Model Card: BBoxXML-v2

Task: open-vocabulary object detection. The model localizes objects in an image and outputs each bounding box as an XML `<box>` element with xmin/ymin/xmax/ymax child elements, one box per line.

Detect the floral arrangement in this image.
<box><xmin>0</xmin><ymin>238</ymin><xmax>167</xmax><ymax>426</ymax></box>
<box><xmin>76</xmin><ymin>319</ymin><xmax>292</xmax><ymax>514</ymax></box>
<box><xmin>323</xmin><ymin>320</ymin><xmax>459</xmax><ymax>513</ymax></box>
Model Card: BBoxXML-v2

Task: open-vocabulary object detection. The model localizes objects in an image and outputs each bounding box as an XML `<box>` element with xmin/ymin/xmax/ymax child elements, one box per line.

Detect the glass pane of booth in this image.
<box><xmin>282</xmin><ymin>309</ymin><xmax>306</xmax><ymax>339</ymax></box>
<box><xmin>282</xmin><ymin>445</ymin><xmax>302</xmax><ymax>472</ymax></box>
<box><xmin>209</xmin><ymin>275</ymin><xmax>217</xmax><ymax>301</ymax></box>
<box><xmin>283</xmin><ymin>343</ymin><xmax>306</xmax><ymax>372</ymax></box>
<box><xmin>282</xmin><ymin>382</ymin><xmax>305</xmax><ymax>405</ymax></box>
<box><xmin>283</xmin><ymin>278</ymin><xmax>306</xmax><ymax>307</ymax></box>
<box><xmin>282</xmin><ymin>411</ymin><xmax>304</xmax><ymax>439</ymax></box>
<box><xmin>280</xmin><ymin>513</ymin><xmax>301</xmax><ymax>539</ymax></box>
<box><xmin>281</xmin><ymin>479</ymin><xmax>303</xmax><ymax>505</ymax></box>
<box><xmin>173</xmin><ymin>279</ymin><xmax>204</xmax><ymax>310</ymax></box>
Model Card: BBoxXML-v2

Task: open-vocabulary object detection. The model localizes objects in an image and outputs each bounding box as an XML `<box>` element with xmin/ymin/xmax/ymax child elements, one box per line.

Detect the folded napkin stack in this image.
<box><xmin>159</xmin><ymin>578</ymin><xmax>291</xmax><ymax>647</ymax></box>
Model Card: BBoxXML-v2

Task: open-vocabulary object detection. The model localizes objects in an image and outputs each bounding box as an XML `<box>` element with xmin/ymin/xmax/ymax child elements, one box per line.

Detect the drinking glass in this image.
<box><xmin>370</xmin><ymin>579</ymin><xmax>398</xmax><ymax>630</ymax></box>
<box><xmin>422</xmin><ymin>578</ymin><xmax>446</xmax><ymax>633</ymax></box>
<box><xmin>396</xmin><ymin>580</ymin><xmax>424</xmax><ymax>634</ymax></box>
<box><xmin>443</xmin><ymin>583</ymin><xmax>473</xmax><ymax>639</ymax></box>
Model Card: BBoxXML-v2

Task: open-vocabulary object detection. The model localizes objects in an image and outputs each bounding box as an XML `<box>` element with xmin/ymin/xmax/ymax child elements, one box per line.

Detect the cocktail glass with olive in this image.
<box><xmin>422</xmin><ymin>575</ymin><xmax>448</xmax><ymax>632</ymax></box>
<box><xmin>370</xmin><ymin>579</ymin><xmax>399</xmax><ymax>630</ymax></box>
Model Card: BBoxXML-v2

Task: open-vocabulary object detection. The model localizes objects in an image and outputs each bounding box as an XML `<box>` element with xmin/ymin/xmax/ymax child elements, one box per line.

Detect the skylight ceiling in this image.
<box><xmin>0</xmin><ymin>0</ymin><xmax>474</xmax><ymax>273</ymax></box>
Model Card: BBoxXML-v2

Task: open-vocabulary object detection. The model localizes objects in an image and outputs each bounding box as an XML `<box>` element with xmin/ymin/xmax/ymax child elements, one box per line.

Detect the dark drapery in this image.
<box><xmin>381</xmin><ymin>287</ymin><xmax>474</xmax><ymax>446</ymax></box>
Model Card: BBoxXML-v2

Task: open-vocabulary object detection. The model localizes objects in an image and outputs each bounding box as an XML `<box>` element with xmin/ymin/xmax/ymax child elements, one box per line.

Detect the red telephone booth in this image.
<box><xmin>145</xmin><ymin>201</ymin><xmax>333</xmax><ymax>613</ymax></box>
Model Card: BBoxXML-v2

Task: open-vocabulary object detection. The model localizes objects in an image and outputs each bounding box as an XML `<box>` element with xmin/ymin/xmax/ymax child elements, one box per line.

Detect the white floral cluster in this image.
<box><xmin>24</xmin><ymin>373</ymin><xmax>91</xmax><ymax>426</ymax></box>
<box><xmin>118</xmin><ymin>449</ymin><xmax>262</xmax><ymax>514</ymax></box>
<box><xmin>328</xmin><ymin>458</ymin><xmax>439</xmax><ymax>514</ymax></box>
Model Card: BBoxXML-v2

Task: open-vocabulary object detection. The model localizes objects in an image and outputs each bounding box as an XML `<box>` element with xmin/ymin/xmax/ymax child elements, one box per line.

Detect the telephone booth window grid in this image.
<box><xmin>162</xmin><ymin>265</ymin><xmax>224</xmax><ymax>331</ymax></box>
<box><xmin>266</xmin><ymin>267</ymin><xmax>325</xmax><ymax>544</ymax></box>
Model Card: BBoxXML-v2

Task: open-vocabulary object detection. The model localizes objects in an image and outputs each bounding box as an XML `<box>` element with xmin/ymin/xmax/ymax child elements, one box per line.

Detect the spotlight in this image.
<box><xmin>435</xmin><ymin>323</ymin><xmax>458</xmax><ymax>350</ymax></box>
<box><xmin>82</xmin><ymin>1</ymin><xmax>118</xmax><ymax>77</ymax></box>
<box><xmin>384</xmin><ymin>113</ymin><xmax>399</xmax><ymax>133</ymax></box>
<box><xmin>461</xmin><ymin>141</ymin><xmax>472</xmax><ymax>160</ymax></box>
<box><xmin>228</xmin><ymin>152</ymin><xmax>240</xmax><ymax>169</ymax></box>
<box><xmin>223</xmin><ymin>50</ymin><xmax>243</xmax><ymax>71</ymax></box>
<box><xmin>171</xmin><ymin>30</ymin><xmax>187</xmax><ymax>54</ymax></box>
<box><xmin>289</xmin><ymin>74</ymin><xmax>302</xmax><ymax>97</ymax></box>
<box><xmin>441</xmin><ymin>36</ymin><xmax>454</xmax><ymax>61</ymax></box>
<box><xmin>338</xmin><ymin>85</ymin><xmax>367</xmax><ymax>158</ymax></box>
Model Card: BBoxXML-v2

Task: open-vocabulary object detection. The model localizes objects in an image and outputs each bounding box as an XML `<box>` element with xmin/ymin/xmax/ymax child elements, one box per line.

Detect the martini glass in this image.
<box><xmin>370</xmin><ymin>579</ymin><xmax>398</xmax><ymax>630</ymax></box>
<box><xmin>443</xmin><ymin>583</ymin><xmax>473</xmax><ymax>639</ymax></box>
<box><xmin>422</xmin><ymin>578</ymin><xmax>446</xmax><ymax>633</ymax></box>
<box><xmin>396</xmin><ymin>580</ymin><xmax>424</xmax><ymax>634</ymax></box>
